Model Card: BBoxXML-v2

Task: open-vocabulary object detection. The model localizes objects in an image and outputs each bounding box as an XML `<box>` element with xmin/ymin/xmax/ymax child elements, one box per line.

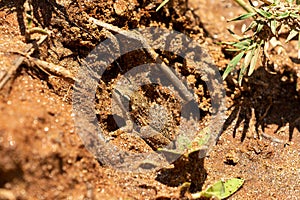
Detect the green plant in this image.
<box><xmin>223</xmin><ymin>0</ymin><xmax>300</xmax><ymax>85</ymax></box>
<box><xmin>156</xmin><ymin>0</ymin><xmax>170</xmax><ymax>11</ymax></box>
<box><xmin>157</xmin><ymin>127</ymin><xmax>211</xmax><ymax>158</ymax></box>
<box><xmin>190</xmin><ymin>178</ymin><xmax>244</xmax><ymax>199</ymax></box>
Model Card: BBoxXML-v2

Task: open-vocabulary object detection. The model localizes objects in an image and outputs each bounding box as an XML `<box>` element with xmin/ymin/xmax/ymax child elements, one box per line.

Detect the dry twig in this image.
<box><xmin>0</xmin><ymin>35</ymin><xmax>48</xmax><ymax>90</ymax></box>
<box><xmin>9</xmin><ymin>51</ymin><xmax>76</xmax><ymax>84</ymax></box>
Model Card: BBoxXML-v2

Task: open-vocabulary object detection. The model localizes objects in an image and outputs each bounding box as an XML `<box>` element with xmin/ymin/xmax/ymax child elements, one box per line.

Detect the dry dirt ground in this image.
<box><xmin>0</xmin><ymin>0</ymin><xmax>300</xmax><ymax>199</ymax></box>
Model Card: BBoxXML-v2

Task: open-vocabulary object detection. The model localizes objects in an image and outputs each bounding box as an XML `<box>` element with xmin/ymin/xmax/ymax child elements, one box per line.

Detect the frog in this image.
<box><xmin>112</xmin><ymin>85</ymin><xmax>175</xmax><ymax>150</ymax></box>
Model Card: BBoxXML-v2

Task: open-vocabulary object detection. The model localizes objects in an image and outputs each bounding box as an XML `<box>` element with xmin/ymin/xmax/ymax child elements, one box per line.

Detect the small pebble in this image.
<box><xmin>224</xmin><ymin>150</ymin><xmax>239</xmax><ymax>165</ymax></box>
<box><xmin>0</xmin><ymin>189</ymin><xmax>16</xmax><ymax>200</ymax></box>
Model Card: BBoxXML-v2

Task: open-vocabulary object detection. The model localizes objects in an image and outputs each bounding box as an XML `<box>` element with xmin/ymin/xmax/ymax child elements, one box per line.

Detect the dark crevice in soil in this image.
<box><xmin>223</xmin><ymin>66</ymin><xmax>300</xmax><ymax>141</ymax></box>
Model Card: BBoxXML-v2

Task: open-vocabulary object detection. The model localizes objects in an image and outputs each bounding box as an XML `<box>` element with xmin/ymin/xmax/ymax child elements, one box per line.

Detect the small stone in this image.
<box><xmin>224</xmin><ymin>150</ymin><xmax>239</xmax><ymax>165</ymax></box>
<box><xmin>187</xmin><ymin>75</ymin><xmax>196</xmax><ymax>86</ymax></box>
<box><xmin>113</xmin><ymin>0</ymin><xmax>127</xmax><ymax>16</ymax></box>
<box><xmin>0</xmin><ymin>189</ymin><xmax>16</xmax><ymax>200</ymax></box>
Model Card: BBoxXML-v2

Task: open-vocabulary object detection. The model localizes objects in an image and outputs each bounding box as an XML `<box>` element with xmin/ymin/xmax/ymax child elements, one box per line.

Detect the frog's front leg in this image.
<box><xmin>138</xmin><ymin>125</ymin><xmax>172</xmax><ymax>150</ymax></box>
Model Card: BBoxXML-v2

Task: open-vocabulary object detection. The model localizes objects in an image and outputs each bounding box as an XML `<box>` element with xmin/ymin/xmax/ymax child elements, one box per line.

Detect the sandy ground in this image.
<box><xmin>0</xmin><ymin>0</ymin><xmax>300</xmax><ymax>199</ymax></box>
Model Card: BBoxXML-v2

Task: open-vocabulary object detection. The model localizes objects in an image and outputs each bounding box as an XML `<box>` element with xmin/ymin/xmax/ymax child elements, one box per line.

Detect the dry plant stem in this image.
<box><xmin>0</xmin><ymin>35</ymin><xmax>48</xmax><ymax>90</ymax></box>
<box><xmin>88</xmin><ymin>17</ymin><xmax>194</xmax><ymax>103</ymax></box>
<box><xmin>0</xmin><ymin>44</ymin><xmax>31</xmax><ymax>90</ymax></box>
<box><xmin>233</xmin><ymin>0</ymin><xmax>274</xmax><ymax>13</ymax></box>
<box><xmin>10</xmin><ymin>51</ymin><xmax>76</xmax><ymax>84</ymax></box>
<box><xmin>233</xmin><ymin>0</ymin><xmax>255</xmax><ymax>13</ymax></box>
<box><xmin>260</xmin><ymin>132</ymin><xmax>286</xmax><ymax>143</ymax></box>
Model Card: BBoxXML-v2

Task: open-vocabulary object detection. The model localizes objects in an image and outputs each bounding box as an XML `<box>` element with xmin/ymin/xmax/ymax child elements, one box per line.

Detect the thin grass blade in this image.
<box><xmin>229</xmin><ymin>12</ymin><xmax>256</xmax><ymax>21</ymax></box>
<box><xmin>225</xmin><ymin>48</ymin><xmax>242</xmax><ymax>52</ymax></box>
<box><xmin>248</xmin><ymin>45</ymin><xmax>261</xmax><ymax>76</ymax></box>
<box><xmin>227</xmin><ymin>29</ymin><xmax>243</xmax><ymax>40</ymax></box>
<box><xmin>243</xmin><ymin>20</ymin><xmax>258</xmax><ymax>33</ymax></box>
<box><xmin>255</xmin><ymin>22</ymin><xmax>264</xmax><ymax>34</ymax></box>
<box><xmin>290</xmin><ymin>12</ymin><xmax>300</xmax><ymax>18</ymax></box>
<box><xmin>254</xmin><ymin>7</ymin><xmax>272</xmax><ymax>19</ymax></box>
<box><xmin>238</xmin><ymin>63</ymin><xmax>247</xmax><ymax>86</ymax></box>
<box><xmin>232</xmin><ymin>39</ymin><xmax>251</xmax><ymax>50</ymax></box>
<box><xmin>285</xmin><ymin>29</ymin><xmax>298</xmax><ymax>43</ymax></box>
<box><xmin>277</xmin><ymin>11</ymin><xmax>290</xmax><ymax>19</ymax></box>
<box><xmin>156</xmin><ymin>0</ymin><xmax>169</xmax><ymax>11</ymax></box>
<box><xmin>247</xmin><ymin>43</ymin><xmax>257</xmax><ymax>51</ymax></box>
<box><xmin>238</xmin><ymin>49</ymin><xmax>254</xmax><ymax>85</ymax></box>
<box><xmin>223</xmin><ymin>51</ymin><xmax>245</xmax><ymax>80</ymax></box>
<box><xmin>220</xmin><ymin>41</ymin><xmax>236</xmax><ymax>45</ymax></box>
<box><xmin>298</xmin><ymin>32</ymin><xmax>300</xmax><ymax>59</ymax></box>
<box><xmin>270</xmin><ymin>20</ymin><xmax>277</xmax><ymax>36</ymax></box>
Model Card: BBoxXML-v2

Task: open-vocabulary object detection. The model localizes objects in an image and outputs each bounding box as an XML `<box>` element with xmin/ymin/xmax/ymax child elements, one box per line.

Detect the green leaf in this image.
<box><xmin>191</xmin><ymin>178</ymin><xmax>245</xmax><ymax>199</ymax></box>
<box><xmin>157</xmin><ymin>134</ymin><xmax>191</xmax><ymax>159</ymax></box>
<box><xmin>285</xmin><ymin>29</ymin><xmax>298</xmax><ymax>43</ymax></box>
<box><xmin>246</xmin><ymin>42</ymin><xmax>258</xmax><ymax>51</ymax></box>
<box><xmin>232</xmin><ymin>39</ymin><xmax>251</xmax><ymax>50</ymax></box>
<box><xmin>277</xmin><ymin>11</ymin><xmax>290</xmax><ymax>19</ymax></box>
<box><xmin>238</xmin><ymin>49</ymin><xmax>254</xmax><ymax>85</ymax></box>
<box><xmin>273</xmin><ymin>0</ymin><xmax>280</xmax><ymax>4</ymax></box>
<box><xmin>229</xmin><ymin>12</ymin><xmax>256</xmax><ymax>21</ymax></box>
<box><xmin>255</xmin><ymin>22</ymin><xmax>264</xmax><ymax>34</ymax></box>
<box><xmin>290</xmin><ymin>12</ymin><xmax>300</xmax><ymax>18</ymax></box>
<box><xmin>238</xmin><ymin>64</ymin><xmax>247</xmax><ymax>86</ymax></box>
<box><xmin>243</xmin><ymin>20</ymin><xmax>258</xmax><ymax>33</ymax></box>
<box><xmin>270</xmin><ymin>20</ymin><xmax>277</xmax><ymax>36</ymax></box>
<box><xmin>195</xmin><ymin>178</ymin><xmax>244</xmax><ymax>199</ymax></box>
<box><xmin>298</xmin><ymin>33</ymin><xmax>300</xmax><ymax>59</ymax></box>
<box><xmin>220</xmin><ymin>41</ymin><xmax>236</xmax><ymax>45</ymax></box>
<box><xmin>179</xmin><ymin>182</ymin><xmax>191</xmax><ymax>194</ymax></box>
<box><xmin>254</xmin><ymin>7</ymin><xmax>272</xmax><ymax>19</ymax></box>
<box><xmin>156</xmin><ymin>0</ymin><xmax>169</xmax><ymax>12</ymax></box>
<box><xmin>176</xmin><ymin>134</ymin><xmax>192</xmax><ymax>151</ymax></box>
<box><xmin>196</xmin><ymin>127</ymin><xmax>211</xmax><ymax>146</ymax></box>
<box><xmin>227</xmin><ymin>29</ymin><xmax>243</xmax><ymax>40</ymax></box>
<box><xmin>248</xmin><ymin>45</ymin><xmax>261</xmax><ymax>76</ymax></box>
<box><xmin>225</xmin><ymin>48</ymin><xmax>242</xmax><ymax>52</ymax></box>
<box><xmin>223</xmin><ymin>51</ymin><xmax>245</xmax><ymax>80</ymax></box>
<box><xmin>158</xmin><ymin>127</ymin><xmax>211</xmax><ymax>159</ymax></box>
<box><xmin>244</xmin><ymin>48</ymin><xmax>255</xmax><ymax>67</ymax></box>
